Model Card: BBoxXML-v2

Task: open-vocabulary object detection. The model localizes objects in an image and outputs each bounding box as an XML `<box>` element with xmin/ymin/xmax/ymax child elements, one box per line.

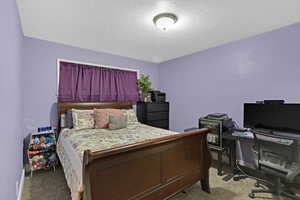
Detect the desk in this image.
<box><xmin>207</xmin><ymin>127</ymin><xmax>300</xmax><ymax>179</ymax></box>
<box><xmin>233</xmin><ymin>130</ymin><xmax>300</xmax><ymax>169</ymax></box>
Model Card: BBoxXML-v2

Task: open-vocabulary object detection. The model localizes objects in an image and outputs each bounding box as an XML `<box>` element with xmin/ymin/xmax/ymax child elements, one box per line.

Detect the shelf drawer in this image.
<box><xmin>146</xmin><ymin>112</ymin><xmax>169</xmax><ymax>121</ymax></box>
<box><xmin>147</xmin><ymin>120</ymin><xmax>169</xmax><ymax>130</ymax></box>
<box><xmin>146</xmin><ymin>103</ymin><xmax>169</xmax><ymax>112</ymax></box>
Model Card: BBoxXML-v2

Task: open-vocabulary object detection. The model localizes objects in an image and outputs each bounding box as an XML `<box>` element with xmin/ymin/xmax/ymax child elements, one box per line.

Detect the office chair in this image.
<box><xmin>248</xmin><ymin>130</ymin><xmax>300</xmax><ymax>199</ymax></box>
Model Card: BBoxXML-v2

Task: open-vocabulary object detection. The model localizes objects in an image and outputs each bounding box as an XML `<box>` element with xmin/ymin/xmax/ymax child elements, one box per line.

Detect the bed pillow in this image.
<box><xmin>60</xmin><ymin>113</ymin><xmax>67</xmax><ymax>128</ymax></box>
<box><xmin>65</xmin><ymin>110</ymin><xmax>73</xmax><ymax>128</ymax></box>
<box><xmin>94</xmin><ymin>109</ymin><xmax>124</xmax><ymax>129</ymax></box>
<box><xmin>123</xmin><ymin>109</ymin><xmax>139</xmax><ymax>125</ymax></box>
<box><xmin>108</xmin><ymin>115</ymin><xmax>127</xmax><ymax>130</ymax></box>
<box><xmin>60</xmin><ymin>110</ymin><xmax>74</xmax><ymax>128</ymax></box>
<box><xmin>72</xmin><ymin>109</ymin><xmax>94</xmax><ymax>130</ymax></box>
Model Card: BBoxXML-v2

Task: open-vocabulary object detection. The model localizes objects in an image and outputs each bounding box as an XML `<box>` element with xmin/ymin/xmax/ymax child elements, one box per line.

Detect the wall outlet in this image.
<box><xmin>16</xmin><ymin>181</ymin><xmax>19</xmax><ymax>197</ymax></box>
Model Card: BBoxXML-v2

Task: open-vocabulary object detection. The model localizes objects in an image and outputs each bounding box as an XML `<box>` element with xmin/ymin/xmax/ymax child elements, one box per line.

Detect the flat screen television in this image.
<box><xmin>244</xmin><ymin>103</ymin><xmax>300</xmax><ymax>133</ymax></box>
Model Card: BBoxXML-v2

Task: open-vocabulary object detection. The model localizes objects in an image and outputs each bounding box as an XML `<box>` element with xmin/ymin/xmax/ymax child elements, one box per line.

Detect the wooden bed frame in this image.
<box><xmin>57</xmin><ymin>101</ymin><xmax>212</xmax><ymax>200</ymax></box>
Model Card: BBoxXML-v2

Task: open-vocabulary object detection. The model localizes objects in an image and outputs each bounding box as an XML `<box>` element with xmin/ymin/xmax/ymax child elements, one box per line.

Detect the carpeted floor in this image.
<box><xmin>22</xmin><ymin>166</ymin><xmax>285</xmax><ymax>200</ymax></box>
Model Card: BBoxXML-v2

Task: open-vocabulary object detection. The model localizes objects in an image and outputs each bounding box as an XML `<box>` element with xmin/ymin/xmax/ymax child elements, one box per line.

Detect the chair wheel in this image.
<box><xmin>254</xmin><ymin>182</ymin><xmax>260</xmax><ymax>188</ymax></box>
<box><xmin>249</xmin><ymin>193</ymin><xmax>255</xmax><ymax>199</ymax></box>
<box><xmin>233</xmin><ymin>177</ymin><xmax>239</xmax><ymax>181</ymax></box>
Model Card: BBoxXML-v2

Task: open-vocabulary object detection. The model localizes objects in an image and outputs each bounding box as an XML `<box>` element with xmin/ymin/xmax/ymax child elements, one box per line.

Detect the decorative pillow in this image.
<box><xmin>123</xmin><ymin>109</ymin><xmax>139</xmax><ymax>124</ymax></box>
<box><xmin>60</xmin><ymin>114</ymin><xmax>67</xmax><ymax>128</ymax></box>
<box><xmin>108</xmin><ymin>115</ymin><xmax>127</xmax><ymax>130</ymax></box>
<box><xmin>72</xmin><ymin>109</ymin><xmax>94</xmax><ymax>130</ymax></box>
<box><xmin>60</xmin><ymin>110</ymin><xmax>73</xmax><ymax>128</ymax></box>
<box><xmin>94</xmin><ymin>109</ymin><xmax>124</xmax><ymax>129</ymax></box>
<box><xmin>65</xmin><ymin>110</ymin><xmax>73</xmax><ymax>128</ymax></box>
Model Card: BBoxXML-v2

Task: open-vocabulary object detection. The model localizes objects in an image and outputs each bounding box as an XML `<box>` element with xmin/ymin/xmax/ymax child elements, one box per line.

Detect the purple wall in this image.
<box><xmin>0</xmin><ymin>0</ymin><xmax>24</xmax><ymax>199</ymax></box>
<box><xmin>23</xmin><ymin>37</ymin><xmax>159</xmax><ymax>134</ymax></box>
<box><xmin>159</xmin><ymin>23</ymin><xmax>300</xmax><ymax>132</ymax></box>
<box><xmin>2</xmin><ymin>0</ymin><xmax>299</xmax><ymax>198</ymax></box>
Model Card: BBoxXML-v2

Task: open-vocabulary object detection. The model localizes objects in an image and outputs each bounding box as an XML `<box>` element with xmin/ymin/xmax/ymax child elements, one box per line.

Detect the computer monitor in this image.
<box><xmin>244</xmin><ymin>103</ymin><xmax>300</xmax><ymax>134</ymax></box>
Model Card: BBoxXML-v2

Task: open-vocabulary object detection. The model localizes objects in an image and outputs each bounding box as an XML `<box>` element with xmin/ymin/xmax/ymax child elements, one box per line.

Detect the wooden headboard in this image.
<box><xmin>57</xmin><ymin>101</ymin><xmax>133</xmax><ymax>115</ymax></box>
<box><xmin>57</xmin><ymin>101</ymin><xmax>133</xmax><ymax>131</ymax></box>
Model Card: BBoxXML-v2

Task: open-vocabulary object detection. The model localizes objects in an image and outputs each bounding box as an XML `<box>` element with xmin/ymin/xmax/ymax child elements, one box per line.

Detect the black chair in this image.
<box><xmin>248</xmin><ymin>130</ymin><xmax>300</xmax><ymax>199</ymax></box>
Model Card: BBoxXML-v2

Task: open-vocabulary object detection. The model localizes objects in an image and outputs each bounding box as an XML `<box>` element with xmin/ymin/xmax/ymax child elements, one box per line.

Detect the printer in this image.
<box><xmin>150</xmin><ymin>91</ymin><xmax>166</xmax><ymax>103</ymax></box>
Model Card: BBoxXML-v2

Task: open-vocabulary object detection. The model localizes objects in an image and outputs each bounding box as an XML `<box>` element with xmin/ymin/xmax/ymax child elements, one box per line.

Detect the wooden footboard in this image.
<box><xmin>82</xmin><ymin>128</ymin><xmax>211</xmax><ymax>200</ymax></box>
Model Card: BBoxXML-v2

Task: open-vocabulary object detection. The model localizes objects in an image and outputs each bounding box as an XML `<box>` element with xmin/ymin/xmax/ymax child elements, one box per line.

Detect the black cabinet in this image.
<box><xmin>137</xmin><ymin>102</ymin><xmax>169</xmax><ymax>130</ymax></box>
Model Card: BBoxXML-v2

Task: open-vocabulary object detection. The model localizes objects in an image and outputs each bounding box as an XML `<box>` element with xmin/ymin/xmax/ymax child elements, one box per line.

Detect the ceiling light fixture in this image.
<box><xmin>153</xmin><ymin>13</ymin><xmax>178</xmax><ymax>31</ymax></box>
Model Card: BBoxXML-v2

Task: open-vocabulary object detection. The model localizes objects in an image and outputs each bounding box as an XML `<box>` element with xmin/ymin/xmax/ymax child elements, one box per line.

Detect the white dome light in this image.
<box><xmin>153</xmin><ymin>13</ymin><xmax>178</xmax><ymax>31</ymax></box>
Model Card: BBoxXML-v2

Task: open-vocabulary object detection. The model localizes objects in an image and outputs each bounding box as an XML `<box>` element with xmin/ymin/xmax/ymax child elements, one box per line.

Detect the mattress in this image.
<box><xmin>56</xmin><ymin>123</ymin><xmax>178</xmax><ymax>200</ymax></box>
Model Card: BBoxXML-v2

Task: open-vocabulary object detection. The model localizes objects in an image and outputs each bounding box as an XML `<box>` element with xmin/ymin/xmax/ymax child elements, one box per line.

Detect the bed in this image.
<box><xmin>56</xmin><ymin>101</ymin><xmax>212</xmax><ymax>200</ymax></box>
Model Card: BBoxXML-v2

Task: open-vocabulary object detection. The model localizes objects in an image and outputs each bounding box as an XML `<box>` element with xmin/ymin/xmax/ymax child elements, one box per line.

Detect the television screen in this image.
<box><xmin>244</xmin><ymin>103</ymin><xmax>300</xmax><ymax>133</ymax></box>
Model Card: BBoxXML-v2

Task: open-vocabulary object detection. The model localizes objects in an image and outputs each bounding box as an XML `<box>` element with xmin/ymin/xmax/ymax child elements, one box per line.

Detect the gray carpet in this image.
<box><xmin>22</xmin><ymin>167</ymin><xmax>282</xmax><ymax>200</ymax></box>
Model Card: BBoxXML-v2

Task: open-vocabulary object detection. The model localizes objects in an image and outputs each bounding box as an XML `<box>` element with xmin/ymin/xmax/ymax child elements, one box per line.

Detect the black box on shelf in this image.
<box><xmin>150</xmin><ymin>91</ymin><xmax>166</xmax><ymax>103</ymax></box>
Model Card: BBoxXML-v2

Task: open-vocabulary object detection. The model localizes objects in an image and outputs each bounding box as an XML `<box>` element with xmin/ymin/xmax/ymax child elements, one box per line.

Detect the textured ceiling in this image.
<box><xmin>17</xmin><ymin>0</ymin><xmax>300</xmax><ymax>63</ymax></box>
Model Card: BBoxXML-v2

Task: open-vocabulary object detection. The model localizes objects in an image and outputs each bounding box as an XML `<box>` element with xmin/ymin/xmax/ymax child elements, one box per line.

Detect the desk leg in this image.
<box><xmin>217</xmin><ymin>151</ymin><xmax>223</xmax><ymax>176</ymax></box>
<box><xmin>230</xmin><ymin>142</ymin><xmax>236</xmax><ymax>171</ymax></box>
<box><xmin>228</xmin><ymin>148</ymin><xmax>232</xmax><ymax>168</ymax></box>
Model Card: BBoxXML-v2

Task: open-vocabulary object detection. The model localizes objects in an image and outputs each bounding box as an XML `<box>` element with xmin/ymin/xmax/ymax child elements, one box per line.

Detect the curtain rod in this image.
<box><xmin>57</xmin><ymin>58</ymin><xmax>140</xmax><ymax>73</ymax></box>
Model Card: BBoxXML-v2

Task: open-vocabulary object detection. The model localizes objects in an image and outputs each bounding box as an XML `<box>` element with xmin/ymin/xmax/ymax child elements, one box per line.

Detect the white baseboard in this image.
<box><xmin>17</xmin><ymin>169</ymin><xmax>25</xmax><ymax>200</ymax></box>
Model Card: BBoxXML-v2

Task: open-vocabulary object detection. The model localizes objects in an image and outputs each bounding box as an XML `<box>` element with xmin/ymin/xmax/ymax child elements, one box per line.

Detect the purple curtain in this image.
<box><xmin>58</xmin><ymin>61</ymin><xmax>139</xmax><ymax>102</ymax></box>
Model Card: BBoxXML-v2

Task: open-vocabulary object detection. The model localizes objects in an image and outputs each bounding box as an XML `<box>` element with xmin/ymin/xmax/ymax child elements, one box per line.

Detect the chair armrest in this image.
<box><xmin>287</xmin><ymin>166</ymin><xmax>300</xmax><ymax>182</ymax></box>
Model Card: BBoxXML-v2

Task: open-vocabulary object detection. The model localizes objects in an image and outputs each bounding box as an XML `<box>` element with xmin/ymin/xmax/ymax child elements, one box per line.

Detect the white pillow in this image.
<box><xmin>123</xmin><ymin>109</ymin><xmax>139</xmax><ymax>124</ymax></box>
<box><xmin>71</xmin><ymin>109</ymin><xmax>94</xmax><ymax>130</ymax></box>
